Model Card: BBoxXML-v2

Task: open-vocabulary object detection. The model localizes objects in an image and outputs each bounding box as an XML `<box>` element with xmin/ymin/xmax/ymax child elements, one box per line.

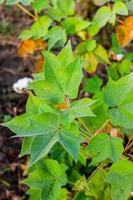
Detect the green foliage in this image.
<box><xmin>1</xmin><ymin>0</ymin><xmax>133</xmax><ymax>199</ymax></box>
<box><xmin>87</xmin><ymin>133</ymin><xmax>124</xmax><ymax>165</ymax></box>
<box><xmin>0</xmin><ymin>0</ymin><xmax>33</xmax><ymax>5</ymax></box>
<box><xmin>45</xmin><ymin>26</ymin><xmax>67</xmax><ymax>50</ymax></box>
<box><xmin>106</xmin><ymin>160</ymin><xmax>133</xmax><ymax>200</ymax></box>
<box><xmin>20</xmin><ymin>16</ymin><xmax>52</xmax><ymax>40</ymax></box>
<box><xmin>46</xmin><ymin>0</ymin><xmax>75</xmax><ymax>21</ymax></box>
<box><xmin>84</xmin><ymin>75</ymin><xmax>102</xmax><ymax>94</ymax></box>
<box><xmin>104</xmin><ymin>73</ymin><xmax>133</xmax><ymax>129</ymax></box>
<box><xmin>23</xmin><ymin>159</ymin><xmax>67</xmax><ymax>200</ymax></box>
<box><xmin>3</xmin><ymin>43</ymin><xmax>97</xmax><ymax>165</ymax></box>
<box><xmin>63</xmin><ymin>17</ymin><xmax>91</xmax><ymax>35</ymax></box>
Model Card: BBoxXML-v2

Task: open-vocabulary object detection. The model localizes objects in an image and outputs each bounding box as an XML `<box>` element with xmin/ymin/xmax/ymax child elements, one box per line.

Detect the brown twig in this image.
<box><xmin>16</xmin><ymin>3</ymin><xmax>37</xmax><ymax>21</ymax></box>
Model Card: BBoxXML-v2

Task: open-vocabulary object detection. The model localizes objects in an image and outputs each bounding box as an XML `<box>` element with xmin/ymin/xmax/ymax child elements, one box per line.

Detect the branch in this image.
<box><xmin>16</xmin><ymin>3</ymin><xmax>37</xmax><ymax>21</ymax></box>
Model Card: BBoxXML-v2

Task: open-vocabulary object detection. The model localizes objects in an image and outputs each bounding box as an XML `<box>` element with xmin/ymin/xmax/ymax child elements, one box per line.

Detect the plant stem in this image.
<box><xmin>78</xmin><ymin>118</ymin><xmax>92</xmax><ymax>136</ymax></box>
<box><xmin>87</xmin><ymin>159</ymin><xmax>107</xmax><ymax>182</ymax></box>
<box><xmin>95</xmin><ymin>119</ymin><xmax>110</xmax><ymax>135</ymax></box>
<box><xmin>79</xmin><ymin>126</ymin><xmax>90</xmax><ymax>137</ymax></box>
<box><xmin>72</xmin><ymin>159</ymin><xmax>108</xmax><ymax>199</ymax></box>
<box><xmin>124</xmin><ymin>140</ymin><xmax>133</xmax><ymax>153</ymax></box>
<box><xmin>16</xmin><ymin>3</ymin><xmax>37</xmax><ymax>21</ymax></box>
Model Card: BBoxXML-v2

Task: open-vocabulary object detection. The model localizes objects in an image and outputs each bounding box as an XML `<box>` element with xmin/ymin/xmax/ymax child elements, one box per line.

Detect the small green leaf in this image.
<box><xmin>31</xmin><ymin>16</ymin><xmax>52</xmax><ymax>39</ymax></box>
<box><xmin>20</xmin><ymin>16</ymin><xmax>52</xmax><ymax>40</ymax></box>
<box><xmin>63</xmin><ymin>17</ymin><xmax>91</xmax><ymax>35</ymax></box>
<box><xmin>24</xmin><ymin>159</ymin><xmax>67</xmax><ymax>200</ymax></box>
<box><xmin>20</xmin><ymin>137</ymin><xmax>34</xmax><ymax>157</ymax></box>
<box><xmin>104</xmin><ymin>73</ymin><xmax>133</xmax><ymax>129</ymax></box>
<box><xmin>113</xmin><ymin>2</ymin><xmax>128</xmax><ymax>16</ymax></box>
<box><xmin>57</xmin><ymin>41</ymin><xmax>74</xmax><ymax>66</ymax></box>
<box><xmin>19</xmin><ymin>29</ymin><xmax>32</xmax><ymax>40</ymax></box>
<box><xmin>93</xmin><ymin>0</ymin><xmax>108</xmax><ymax>6</ymax></box>
<box><xmin>93</xmin><ymin>44</ymin><xmax>110</xmax><ymax>64</ymax></box>
<box><xmin>47</xmin><ymin>0</ymin><xmax>75</xmax><ymax>21</ymax></box>
<box><xmin>76</xmin><ymin>40</ymin><xmax>97</xmax><ymax>55</ymax></box>
<box><xmin>26</xmin><ymin>93</ymin><xmax>54</xmax><ymax>114</ymax></box>
<box><xmin>84</xmin><ymin>75</ymin><xmax>103</xmax><ymax>94</ymax></box>
<box><xmin>2</xmin><ymin>0</ymin><xmax>33</xmax><ymax>5</ymax></box>
<box><xmin>85</xmin><ymin>169</ymin><xmax>108</xmax><ymax>199</ymax></box>
<box><xmin>30</xmin><ymin>133</ymin><xmax>58</xmax><ymax>164</ymax></box>
<box><xmin>87</xmin><ymin>133</ymin><xmax>124</xmax><ymax>165</ymax></box>
<box><xmin>3</xmin><ymin>113</ymin><xmax>59</xmax><ymax>137</ymax></box>
<box><xmin>71</xmin><ymin>98</ymin><xmax>96</xmax><ymax>119</ymax></box>
<box><xmin>45</xmin><ymin>26</ymin><xmax>67</xmax><ymax>50</ymax></box>
<box><xmin>59</xmin><ymin>124</ymin><xmax>83</xmax><ymax>162</ymax></box>
<box><xmin>93</xmin><ymin>6</ymin><xmax>112</xmax><ymax>28</ymax></box>
<box><xmin>106</xmin><ymin>160</ymin><xmax>133</xmax><ymax>200</ymax></box>
<box><xmin>32</xmin><ymin>0</ymin><xmax>49</xmax><ymax>12</ymax></box>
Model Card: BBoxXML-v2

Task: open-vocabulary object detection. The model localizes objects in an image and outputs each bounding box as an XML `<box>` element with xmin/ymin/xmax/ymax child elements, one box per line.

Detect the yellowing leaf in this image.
<box><xmin>34</xmin><ymin>54</ymin><xmax>45</xmax><ymax>73</ymax></box>
<box><xmin>18</xmin><ymin>39</ymin><xmax>47</xmax><ymax>58</ymax></box>
<box><xmin>76</xmin><ymin>31</ymin><xmax>89</xmax><ymax>41</ymax></box>
<box><xmin>116</xmin><ymin>16</ymin><xmax>133</xmax><ymax>47</ymax></box>
<box><xmin>84</xmin><ymin>52</ymin><xmax>98</xmax><ymax>74</ymax></box>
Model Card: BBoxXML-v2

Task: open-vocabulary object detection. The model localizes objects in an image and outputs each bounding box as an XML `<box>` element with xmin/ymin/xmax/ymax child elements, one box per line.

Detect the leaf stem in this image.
<box><xmin>87</xmin><ymin>159</ymin><xmax>107</xmax><ymax>182</ymax></box>
<box><xmin>78</xmin><ymin>118</ymin><xmax>92</xmax><ymax>136</ymax></box>
<box><xmin>95</xmin><ymin>119</ymin><xmax>110</xmax><ymax>135</ymax></box>
<box><xmin>16</xmin><ymin>3</ymin><xmax>37</xmax><ymax>21</ymax></box>
<box><xmin>124</xmin><ymin>140</ymin><xmax>133</xmax><ymax>153</ymax></box>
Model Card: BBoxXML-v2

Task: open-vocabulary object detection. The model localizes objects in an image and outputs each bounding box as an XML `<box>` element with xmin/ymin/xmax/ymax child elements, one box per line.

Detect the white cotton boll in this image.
<box><xmin>116</xmin><ymin>53</ymin><xmax>124</xmax><ymax>61</ymax></box>
<box><xmin>131</xmin><ymin>192</ymin><xmax>133</xmax><ymax>196</ymax></box>
<box><xmin>13</xmin><ymin>77</ymin><xmax>33</xmax><ymax>93</ymax></box>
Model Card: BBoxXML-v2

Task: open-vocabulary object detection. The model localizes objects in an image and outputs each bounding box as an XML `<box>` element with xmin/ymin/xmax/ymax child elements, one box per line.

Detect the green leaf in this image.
<box><xmin>42</xmin><ymin>44</ymin><xmax>82</xmax><ymax>100</ymax></box>
<box><xmin>24</xmin><ymin>159</ymin><xmax>67</xmax><ymax>200</ymax></box>
<box><xmin>64</xmin><ymin>58</ymin><xmax>82</xmax><ymax>99</ymax></box>
<box><xmin>31</xmin><ymin>16</ymin><xmax>52</xmax><ymax>39</ymax></box>
<box><xmin>57</xmin><ymin>188</ymin><xmax>69</xmax><ymax>200</ymax></box>
<box><xmin>104</xmin><ymin>73</ymin><xmax>133</xmax><ymax>129</ymax></box>
<box><xmin>105</xmin><ymin>160</ymin><xmax>133</xmax><ymax>200</ymax></box>
<box><xmin>88</xmin><ymin>6</ymin><xmax>112</xmax><ymax>36</ymax></box>
<box><xmin>73</xmin><ymin>192</ymin><xmax>92</xmax><ymax>200</ymax></box>
<box><xmin>45</xmin><ymin>26</ymin><xmax>67</xmax><ymax>50</ymax></box>
<box><xmin>3</xmin><ymin>113</ymin><xmax>59</xmax><ymax>137</ymax></box>
<box><xmin>87</xmin><ymin>133</ymin><xmax>124</xmax><ymax>165</ymax></box>
<box><xmin>1</xmin><ymin>0</ymin><xmax>33</xmax><ymax>5</ymax></box>
<box><xmin>57</xmin><ymin>41</ymin><xmax>74</xmax><ymax>66</ymax></box>
<box><xmin>59</xmin><ymin>98</ymin><xmax>96</xmax><ymax>126</ymax></box>
<box><xmin>76</xmin><ymin>40</ymin><xmax>97</xmax><ymax>55</ymax></box>
<box><xmin>20</xmin><ymin>137</ymin><xmax>34</xmax><ymax>157</ymax></box>
<box><xmin>113</xmin><ymin>2</ymin><xmax>128</xmax><ymax>16</ymax></box>
<box><xmin>85</xmin><ymin>169</ymin><xmax>108</xmax><ymax>199</ymax></box>
<box><xmin>87</xmin><ymin>22</ymin><xmax>101</xmax><ymax>37</ymax></box>
<box><xmin>58</xmin><ymin>124</ymin><xmax>83</xmax><ymax>162</ymax></box>
<box><xmin>47</xmin><ymin>0</ymin><xmax>75</xmax><ymax>21</ymax></box>
<box><xmin>93</xmin><ymin>6</ymin><xmax>112</xmax><ymax>28</ymax></box>
<box><xmin>19</xmin><ymin>29</ymin><xmax>32</xmax><ymax>40</ymax></box>
<box><xmin>93</xmin><ymin>44</ymin><xmax>110</xmax><ymax>64</ymax></box>
<box><xmin>29</xmin><ymin>80</ymin><xmax>65</xmax><ymax>104</ymax></box>
<box><xmin>2</xmin><ymin>43</ymin><xmax>84</xmax><ymax>164</ymax></box>
<box><xmin>118</xmin><ymin>59</ymin><xmax>131</xmax><ymax>76</ymax></box>
<box><xmin>63</xmin><ymin>17</ymin><xmax>91</xmax><ymax>35</ymax></box>
<box><xmin>84</xmin><ymin>75</ymin><xmax>103</xmax><ymax>94</ymax></box>
<box><xmin>85</xmin><ymin>92</ymin><xmax>108</xmax><ymax>131</ymax></box>
<box><xmin>27</xmin><ymin>188</ymin><xmax>41</xmax><ymax>200</ymax></box>
<box><xmin>26</xmin><ymin>93</ymin><xmax>54</xmax><ymax>114</ymax></box>
<box><xmin>32</xmin><ymin>0</ymin><xmax>49</xmax><ymax>12</ymax></box>
<box><xmin>93</xmin><ymin>0</ymin><xmax>108</xmax><ymax>6</ymax></box>
<box><xmin>70</xmin><ymin>98</ymin><xmax>96</xmax><ymax>119</ymax></box>
<box><xmin>30</xmin><ymin>133</ymin><xmax>58</xmax><ymax>164</ymax></box>
<box><xmin>20</xmin><ymin>16</ymin><xmax>52</xmax><ymax>40</ymax></box>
